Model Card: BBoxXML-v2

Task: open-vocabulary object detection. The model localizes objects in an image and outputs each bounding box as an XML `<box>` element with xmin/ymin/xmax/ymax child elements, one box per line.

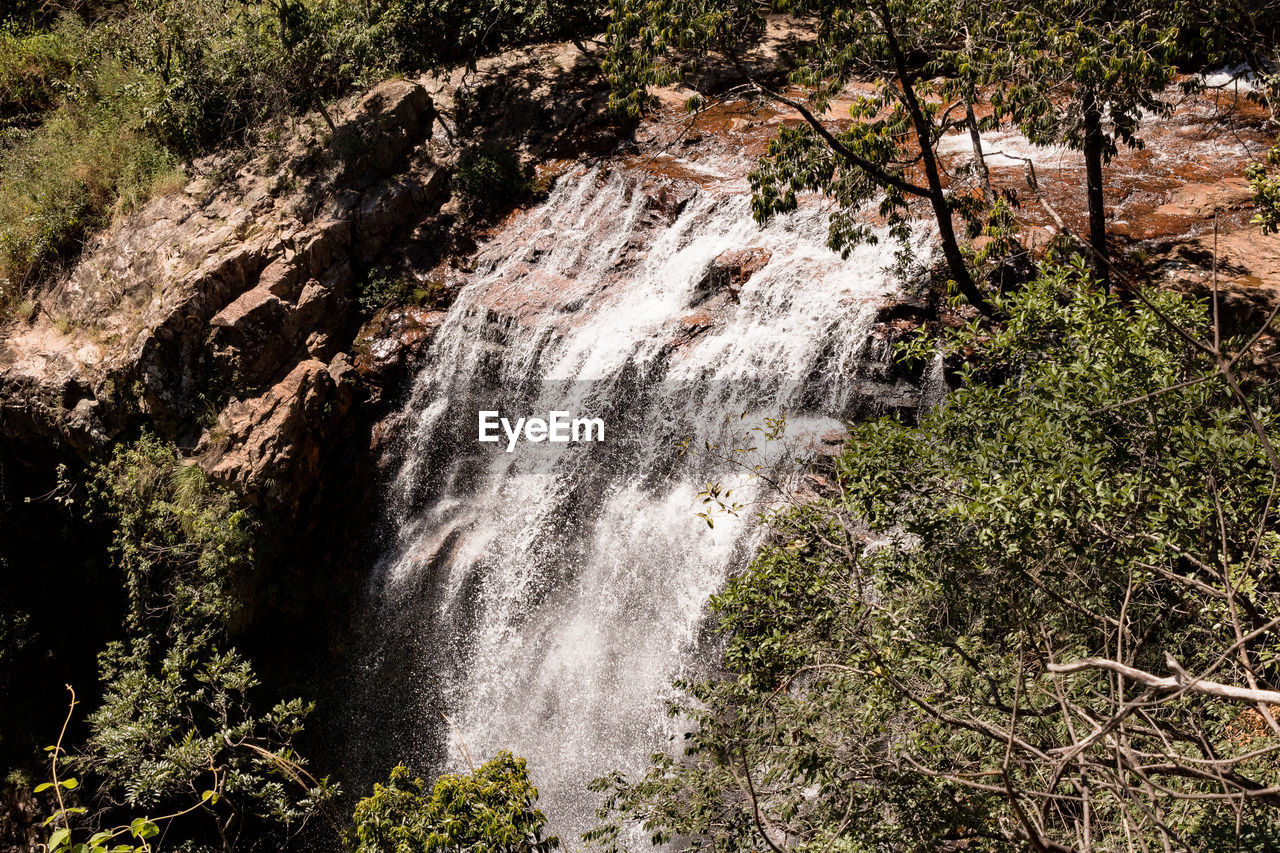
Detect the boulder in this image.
<box><xmin>333</xmin><ymin>79</ymin><xmax>436</xmax><ymax>187</ymax></box>
<box><xmin>197</xmin><ymin>355</ymin><xmax>356</xmax><ymax>506</ymax></box>
<box><xmin>691</xmin><ymin>247</ymin><xmax>771</xmax><ymax>305</ymax></box>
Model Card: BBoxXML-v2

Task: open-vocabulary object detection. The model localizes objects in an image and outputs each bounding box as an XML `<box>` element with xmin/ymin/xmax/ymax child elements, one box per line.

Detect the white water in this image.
<box><xmin>360</xmin><ymin>162</ymin><xmax>932</xmax><ymax>843</ymax></box>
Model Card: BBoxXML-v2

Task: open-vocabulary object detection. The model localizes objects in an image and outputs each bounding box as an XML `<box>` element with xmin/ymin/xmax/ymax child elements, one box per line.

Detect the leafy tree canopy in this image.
<box><xmin>589</xmin><ymin>259</ymin><xmax>1280</xmax><ymax>853</ymax></box>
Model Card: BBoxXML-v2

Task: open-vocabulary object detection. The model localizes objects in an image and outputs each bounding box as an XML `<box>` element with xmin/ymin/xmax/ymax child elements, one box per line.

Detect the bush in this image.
<box><xmin>68</xmin><ymin>436</ymin><xmax>336</xmax><ymax>852</ymax></box>
<box><xmin>0</xmin><ymin>59</ymin><xmax>179</xmax><ymax>301</ymax></box>
<box><xmin>0</xmin><ymin>21</ymin><xmax>76</xmax><ymax>127</ymax></box>
<box><xmin>1249</xmin><ymin>137</ymin><xmax>1280</xmax><ymax>235</ymax></box>
<box><xmin>356</xmin><ymin>269</ymin><xmax>449</xmax><ymax>315</ymax></box>
<box><xmin>451</xmin><ymin>146</ymin><xmax>534</xmax><ymax>217</ymax></box>
<box><xmin>348</xmin><ymin>753</ymin><xmax>558</xmax><ymax>853</ymax></box>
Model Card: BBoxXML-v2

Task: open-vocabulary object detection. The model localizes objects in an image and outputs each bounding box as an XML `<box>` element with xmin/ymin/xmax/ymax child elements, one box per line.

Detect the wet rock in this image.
<box><xmin>691</xmin><ymin>247</ymin><xmax>771</xmax><ymax>305</ymax></box>
<box><xmin>869</xmin><ymin>297</ymin><xmax>934</xmax><ymax>348</ymax></box>
<box><xmin>638</xmin><ymin>176</ymin><xmax>697</xmax><ymax>223</ymax></box>
<box><xmin>1154</xmin><ymin>177</ymin><xmax>1255</xmax><ymax>220</ymax></box>
<box><xmin>670</xmin><ymin>306</ymin><xmax>722</xmax><ymax>350</ymax></box>
<box><xmin>354</xmin><ymin>305</ymin><xmax>448</xmax><ymax>401</ymax></box>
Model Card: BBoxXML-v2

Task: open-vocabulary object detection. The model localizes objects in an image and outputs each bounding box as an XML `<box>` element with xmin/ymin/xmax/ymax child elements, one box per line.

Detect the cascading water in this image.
<box><xmin>351</xmin><ymin>155</ymin><xmax>936</xmax><ymax>842</ymax></box>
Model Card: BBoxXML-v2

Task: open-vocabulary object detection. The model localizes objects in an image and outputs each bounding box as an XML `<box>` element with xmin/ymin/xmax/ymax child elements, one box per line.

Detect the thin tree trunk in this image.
<box><xmin>878</xmin><ymin>10</ymin><xmax>991</xmax><ymax>315</ymax></box>
<box><xmin>966</xmin><ymin>100</ymin><xmax>994</xmax><ymax>205</ymax></box>
<box><xmin>904</xmin><ymin>84</ymin><xmax>991</xmax><ymax>314</ymax></box>
<box><xmin>1082</xmin><ymin>87</ymin><xmax>1110</xmax><ymax>289</ymax></box>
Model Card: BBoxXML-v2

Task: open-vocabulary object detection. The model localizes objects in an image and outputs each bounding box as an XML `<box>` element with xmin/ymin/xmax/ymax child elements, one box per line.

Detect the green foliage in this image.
<box><xmin>606</xmin><ymin>0</ymin><xmax>1018</xmax><ymax>310</ymax></box>
<box><xmin>591</xmin><ymin>259</ymin><xmax>1280</xmax><ymax>852</ymax></box>
<box><xmin>451</xmin><ymin>146</ymin><xmax>535</xmax><ymax>217</ymax></box>
<box><xmin>0</xmin><ymin>21</ymin><xmax>76</xmax><ymax>127</ymax></box>
<box><xmin>373</xmin><ymin>0</ymin><xmax>603</xmax><ymax>70</ymax></box>
<box><xmin>1174</xmin><ymin>0</ymin><xmax>1280</xmax><ymax>118</ymax></box>
<box><xmin>1249</xmin><ymin>138</ymin><xmax>1280</xmax><ymax>235</ymax></box>
<box><xmin>992</xmin><ymin>2</ymin><xmax>1178</xmax><ymax>157</ymax></box>
<box><xmin>100</xmin><ymin>0</ymin><xmax>389</xmax><ymax>155</ymax></box>
<box><xmin>34</xmin><ymin>688</ymin><xmax>216</xmax><ymax>853</ymax></box>
<box><xmin>86</xmin><ymin>435</ymin><xmax>251</xmax><ymax>638</ymax></box>
<box><xmin>348</xmin><ymin>753</ymin><xmax>559</xmax><ymax>853</ymax></box>
<box><xmin>605</xmin><ymin>0</ymin><xmax>1207</xmax><ymax>299</ymax></box>
<box><xmin>356</xmin><ymin>269</ymin><xmax>449</xmax><ymax>315</ymax></box>
<box><xmin>68</xmin><ymin>436</ymin><xmax>335</xmax><ymax>852</ymax></box>
<box><xmin>0</xmin><ymin>57</ymin><xmax>179</xmax><ymax>302</ymax></box>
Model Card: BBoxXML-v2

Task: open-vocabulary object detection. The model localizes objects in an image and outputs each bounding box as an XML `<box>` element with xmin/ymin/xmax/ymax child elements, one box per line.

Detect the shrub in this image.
<box><xmin>451</xmin><ymin>146</ymin><xmax>534</xmax><ymax>217</ymax></box>
<box><xmin>357</xmin><ymin>269</ymin><xmax>449</xmax><ymax>315</ymax></box>
<box><xmin>0</xmin><ymin>21</ymin><xmax>76</xmax><ymax>127</ymax></box>
<box><xmin>69</xmin><ymin>436</ymin><xmax>336</xmax><ymax>852</ymax></box>
<box><xmin>1249</xmin><ymin>137</ymin><xmax>1280</xmax><ymax>235</ymax></box>
<box><xmin>348</xmin><ymin>753</ymin><xmax>558</xmax><ymax>853</ymax></box>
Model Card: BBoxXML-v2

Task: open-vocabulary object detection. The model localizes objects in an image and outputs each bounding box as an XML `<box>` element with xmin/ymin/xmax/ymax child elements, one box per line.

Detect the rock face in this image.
<box><xmin>196</xmin><ymin>356</ymin><xmax>356</xmax><ymax>505</ymax></box>
<box><xmin>353</xmin><ymin>305</ymin><xmax>449</xmax><ymax>404</ymax></box>
<box><xmin>0</xmin><ymin>78</ymin><xmax>445</xmax><ymax>512</ymax></box>
<box><xmin>692</xmin><ymin>247</ymin><xmax>772</xmax><ymax>305</ymax></box>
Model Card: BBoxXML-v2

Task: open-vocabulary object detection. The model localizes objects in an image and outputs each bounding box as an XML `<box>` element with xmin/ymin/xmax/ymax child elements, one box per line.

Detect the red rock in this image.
<box><xmin>197</xmin><ymin>355</ymin><xmax>355</xmax><ymax>505</ymax></box>
<box><xmin>691</xmin><ymin>247</ymin><xmax>771</xmax><ymax>305</ymax></box>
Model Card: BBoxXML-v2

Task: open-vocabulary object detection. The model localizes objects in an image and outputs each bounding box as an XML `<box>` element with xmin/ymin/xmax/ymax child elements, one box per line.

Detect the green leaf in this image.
<box><xmin>129</xmin><ymin>819</ymin><xmax>158</xmax><ymax>841</ymax></box>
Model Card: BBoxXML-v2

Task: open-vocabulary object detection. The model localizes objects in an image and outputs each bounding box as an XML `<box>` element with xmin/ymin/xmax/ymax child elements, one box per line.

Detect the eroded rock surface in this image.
<box><xmin>195</xmin><ymin>355</ymin><xmax>356</xmax><ymax>506</ymax></box>
<box><xmin>0</xmin><ymin>78</ymin><xmax>444</xmax><ymax>510</ymax></box>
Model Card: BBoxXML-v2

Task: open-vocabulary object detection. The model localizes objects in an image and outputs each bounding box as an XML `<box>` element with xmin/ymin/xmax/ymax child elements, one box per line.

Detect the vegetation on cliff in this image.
<box><xmin>27</xmin><ymin>437</ymin><xmax>337</xmax><ymax>852</ymax></box>
<box><xmin>0</xmin><ymin>0</ymin><xmax>603</xmax><ymax>318</ymax></box>
<box><xmin>581</xmin><ymin>7</ymin><xmax>1280</xmax><ymax>850</ymax></box>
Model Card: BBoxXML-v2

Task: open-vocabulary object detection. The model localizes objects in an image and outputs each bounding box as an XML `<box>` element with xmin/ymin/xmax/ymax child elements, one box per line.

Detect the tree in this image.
<box><xmin>994</xmin><ymin>1</ymin><xmax>1178</xmax><ymax>287</ymax></box>
<box><xmin>605</xmin><ymin>0</ymin><xmax>1013</xmax><ymax>315</ymax></box>
<box><xmin>590</xmin><ymin>259</ymin><xmax>1280</xmax><ymax>852</ymax></box>
<box><xmin>72</xmin><ymin>436</ymin><xmax>335</xmax><ymax>853</ymax></box>
<box><xmin>1250</xmin><ymin>138</ymin><xmax>1280</xmax><ymax>234</ymax></box>
<box><xmin>348</xmin><ymin>753</ymin><xmax>559</xmax><ymax>853</ymax></box>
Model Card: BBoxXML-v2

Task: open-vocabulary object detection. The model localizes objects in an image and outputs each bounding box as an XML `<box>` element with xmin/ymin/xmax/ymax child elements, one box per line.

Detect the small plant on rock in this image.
<box><xmin>451</xmin><ymin>146</ymin><xmax>535</xmax><ymax>218</ymax></box>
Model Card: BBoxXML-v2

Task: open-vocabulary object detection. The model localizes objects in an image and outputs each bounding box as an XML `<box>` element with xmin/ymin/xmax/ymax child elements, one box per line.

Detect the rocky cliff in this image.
<box><xmin>0</xmin><ymin>77</ymin><xmax>440</xmax><ymax>509</ymax></box>
<box><xmin>3</xmin><ymin>37</ymin><xmax>1280</xmax><ymax>529</ymax></box>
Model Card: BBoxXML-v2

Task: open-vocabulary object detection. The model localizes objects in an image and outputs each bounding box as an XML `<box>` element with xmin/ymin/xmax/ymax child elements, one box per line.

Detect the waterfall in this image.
<box><xmin>351</xmin><ymin>158</ymin><xmax>932</xmax><ymax>843</ymax></box>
